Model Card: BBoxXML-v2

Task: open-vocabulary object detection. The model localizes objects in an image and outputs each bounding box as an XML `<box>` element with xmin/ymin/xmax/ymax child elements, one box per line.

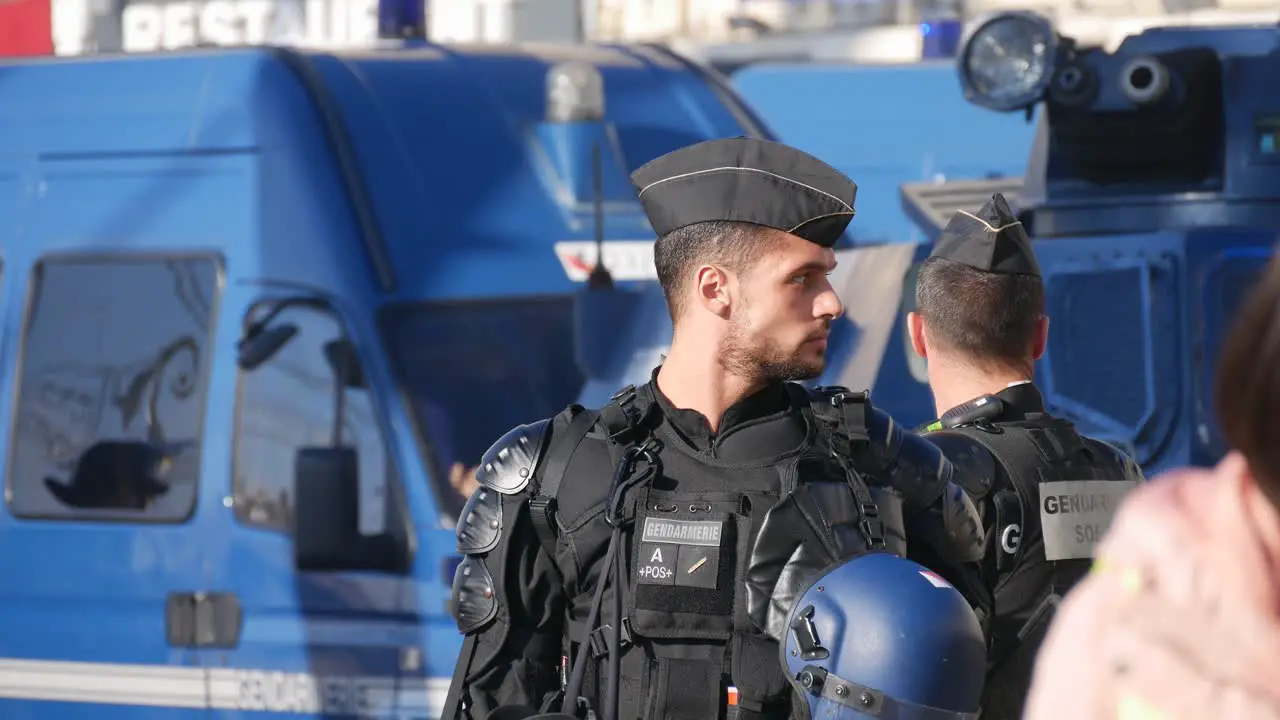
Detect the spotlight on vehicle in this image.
<box><xmin>958</xmin><ymin>11</ymin><xmax>1058</xmax><ymax>113</ymax></box>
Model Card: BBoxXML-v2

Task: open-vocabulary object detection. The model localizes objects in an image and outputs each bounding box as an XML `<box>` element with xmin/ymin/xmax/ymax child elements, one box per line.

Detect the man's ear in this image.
<box><xmin>1032</xmin><ymin>315</ymin><xmax>1049</xmax><ymax>361</ymax></box>
<box><xmin>694</xmin><ymin>264</ymin><xmax>732</xmax><ymax>319</ymax></box>
<box><xmin>908</xmin><ymin>311</ymin><xmax>928</xmax><ymax>359</ymax></box>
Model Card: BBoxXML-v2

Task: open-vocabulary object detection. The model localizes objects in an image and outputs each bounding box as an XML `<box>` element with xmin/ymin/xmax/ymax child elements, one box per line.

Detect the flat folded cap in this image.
<box><xmin>630</xmin><ymin>137</ymin><xmax>857</xmax><ymax>247</ymax></box>
<box><xmin>930</xmin><ymin>192</ymin><xmax>1040</xmax><ymax>277</ymax></box>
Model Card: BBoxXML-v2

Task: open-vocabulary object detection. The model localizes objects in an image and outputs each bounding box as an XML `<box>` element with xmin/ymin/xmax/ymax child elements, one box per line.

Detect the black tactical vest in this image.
<box><xmin>942</xmin><ymin>414</ymin><xmax>1139</xmax><ymax>720</ymax></box>
<box><xmin>527</xmin><ymin>382</ymin><xmax>886</xmax><ymax>720</ymax></box>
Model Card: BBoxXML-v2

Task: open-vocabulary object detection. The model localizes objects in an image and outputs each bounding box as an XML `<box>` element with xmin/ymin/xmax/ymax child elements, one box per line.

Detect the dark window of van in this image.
<box><xmin>382</xmin><ymin>297</ymin><xmax>586</xmax><ymax>523</ymax></box>
<box><xmin>233</xmin><ymin>301</ymin><xmax>390</xmax><ymax>535</ymax></box>
<box><xmin>8</xmin><ymin>257</ymin><xmax>219</xmax><ymax>522</ymax></box>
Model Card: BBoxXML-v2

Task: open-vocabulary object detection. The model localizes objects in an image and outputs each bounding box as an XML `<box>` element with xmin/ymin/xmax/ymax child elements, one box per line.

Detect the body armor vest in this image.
<box><xmin>942</xmin><ymin>413</ymin><xmax>1139</xmax><ymax>720</ymax></box>
<box><xmin>529</xmin><ymin>383</ymin><xmax>886</xmax><ymax>720</ymax></box>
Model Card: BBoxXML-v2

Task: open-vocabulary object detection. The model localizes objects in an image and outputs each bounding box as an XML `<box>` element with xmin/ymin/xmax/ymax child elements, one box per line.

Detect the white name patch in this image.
<box><xmin>1039</xmin><ymin>480</ymin><xmax>1138</xmax><ymax>561</ymax></box>
<box><xmin>641</xmin><ymin>518</ymin><xmax>723</xmax><ymax>547</ymax></box>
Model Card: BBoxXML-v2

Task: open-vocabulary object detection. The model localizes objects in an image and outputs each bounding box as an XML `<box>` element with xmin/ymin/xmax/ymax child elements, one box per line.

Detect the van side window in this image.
<box><xmin>233</xmin><ymin>302</ymin><xmax>387</xmax><ymax>535</ymax></box>
<box><xmin>8</xmin><ymin>257</ymin><xmax>219</xmax><ymax>522</ymax></box>
<box><xmin>381</xmin><ymin>297</ymin><xmax>586</xmax><ymax>524</ymax></box>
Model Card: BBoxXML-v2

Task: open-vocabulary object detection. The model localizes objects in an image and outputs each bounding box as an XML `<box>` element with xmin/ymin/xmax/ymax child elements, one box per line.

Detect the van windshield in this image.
<box><xmin>382</xmin><ymin>297</ymin><xmax>587</xmax><ymax>523</ymax></box>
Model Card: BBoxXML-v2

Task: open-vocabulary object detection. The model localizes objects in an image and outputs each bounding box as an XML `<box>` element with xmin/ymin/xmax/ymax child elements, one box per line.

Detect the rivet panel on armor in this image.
<box><xmin>450</xmin><ymin>555</ymin><xmax>498</xmax><ymax>634</ymax></box>
<box><xmin>1039</xmin><ymin>479</ymin><xmax>1138</xmax><ymax>561</ymax></box>
<box><xmin>474</xmin><ymin>418</ymin><xmax>551</xmax><ymax>495</ymax></box>
<box><xmin>456</xmin><ymin>487</ymin><xmax>503</xmax><ymax>555</ymax></box>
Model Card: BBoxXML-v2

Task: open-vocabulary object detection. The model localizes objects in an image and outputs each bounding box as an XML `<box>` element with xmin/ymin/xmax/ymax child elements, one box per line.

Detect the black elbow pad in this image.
<box><xmin>450</xmin><ymin>419</ymin><xmax>553</xmax><ymax>635</ymax></box>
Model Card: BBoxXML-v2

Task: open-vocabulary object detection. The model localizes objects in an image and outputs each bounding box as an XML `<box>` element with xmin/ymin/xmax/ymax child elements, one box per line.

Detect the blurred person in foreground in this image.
<box><xmin>1022</xmin><ymin>254</ymin><xmax>1280</xmax><ymax>719</ymax></box>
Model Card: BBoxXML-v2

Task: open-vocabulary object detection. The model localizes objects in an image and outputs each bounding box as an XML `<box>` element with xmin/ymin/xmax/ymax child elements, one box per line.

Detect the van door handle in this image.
<box><xmin>166</xmin><ymin>592</ymin><xmax>243</xmax><ymax>649</ymax></box>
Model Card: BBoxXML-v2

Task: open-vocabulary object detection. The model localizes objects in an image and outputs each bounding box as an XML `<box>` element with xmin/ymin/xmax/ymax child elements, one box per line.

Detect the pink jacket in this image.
<box><xmin>1022</xmin><ymin>452</ymin><xmax>1280</xmax><ymax>720</ymax></box>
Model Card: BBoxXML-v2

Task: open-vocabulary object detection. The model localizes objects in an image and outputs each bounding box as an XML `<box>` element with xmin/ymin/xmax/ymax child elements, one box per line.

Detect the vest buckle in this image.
<box><xmin>859</xmin><ymin>502</ymin><xmax>886</xmax><ymax>550</ymax></box>
<box><xmin>861</xmin><ymin>518</ymin><xmax>887</xmax><ymax>550</ymax></box>
<box><xmin>587</xmin><ymin>619</ymin><xmax>633</xmax><ymax>659</ymax></box>
<box><xmin>974</xmin><ymin>417</ymin><xmax>1005</xmax><ymax>434</ymax></box>
<box><xmin>827</xmin><ymin>389</ymin><xmax>869</xmax><ymax>407</ymax></box>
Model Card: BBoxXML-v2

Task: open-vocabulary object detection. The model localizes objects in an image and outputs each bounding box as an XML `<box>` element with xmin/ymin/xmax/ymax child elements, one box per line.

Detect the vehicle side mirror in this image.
<box><xmin>293</xmin><ymin>447</ymin><xmax>407</xmax><ymax>573</ymax></box>
<box><xmin>323</xmin><ymin>338</ymin><xmax>368</xmax><ymax>390</ymax></box>
<box><xmin>238</xmin><ymin>324</ymin><xmax>299</xmax><ymax>370</ymax></box>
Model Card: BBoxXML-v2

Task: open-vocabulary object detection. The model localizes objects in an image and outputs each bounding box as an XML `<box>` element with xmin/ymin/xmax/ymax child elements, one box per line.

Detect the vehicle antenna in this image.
<box><xmin>587</xmin><ymin>142</ymin><xmax>614</xmax><ymax>290</ymax></box>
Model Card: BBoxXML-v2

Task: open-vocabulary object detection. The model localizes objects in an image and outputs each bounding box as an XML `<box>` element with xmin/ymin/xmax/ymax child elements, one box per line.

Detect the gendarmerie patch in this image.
<box><xmin>1039</xmin><ymin>480</ymin><xmax>1138</xmax><ymax>561</ymax></box>
<box><xmin>638</xmin><ymin>518</ymin><xmax>724</xmax><ymax>589</ymax></box>
<box><xmin>642</xmin><ymin>517</ymin><xmax>723</xmax><ymax>546</ymax></box>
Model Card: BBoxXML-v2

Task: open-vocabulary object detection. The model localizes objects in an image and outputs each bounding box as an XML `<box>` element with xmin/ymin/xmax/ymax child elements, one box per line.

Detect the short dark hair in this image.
<box><xmin>653</xmin><ymin>221</ymin><xmax>773</xmax><ymax>320</ymax></box>
<box><xmin>1216</xmin><ymin>258</ymin><xmax>1280</xmax><ymax>511</ymax></box>
<box><xmin>914</xmin><ymin>256</ymin><xmax>1045</xmax><ymax>372</ymax></box>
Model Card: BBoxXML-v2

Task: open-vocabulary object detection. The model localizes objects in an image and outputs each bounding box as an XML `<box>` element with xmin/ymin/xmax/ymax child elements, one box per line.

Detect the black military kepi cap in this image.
<box><xmin>930</xmin><ymin>192</ymin><xmax>1041</xmax><ymax>277</ymax></box>
<box><xmin>630</xmin><ymin>137</ymin><xmax>857</xmax><ymax>248</ymax></box>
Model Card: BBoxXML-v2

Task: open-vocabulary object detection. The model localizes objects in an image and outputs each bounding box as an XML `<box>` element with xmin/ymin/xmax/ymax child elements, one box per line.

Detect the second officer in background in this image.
<box><xmin>443</xmin><ymin>137</ymin><xmax>987</xmax><ymax>720</ymax></box>
<box><xmin>907</xmin><ymin>192</ymin><xmax>1146</xmax><ymax>720</ymax></box>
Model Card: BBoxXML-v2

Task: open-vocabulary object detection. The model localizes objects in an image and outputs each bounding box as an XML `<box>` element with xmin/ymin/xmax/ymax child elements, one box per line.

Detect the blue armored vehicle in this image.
<box><xmin>737</xmin><ymin>14</ymin><xmax>1280</xmax><ymax>476</ymax></box>
<box><xmin>729</xmin><ymin>60</ymin><xmax>1038</xmax><ymax>247</ymax></box>
<box><xmin>589</xmin><ymin>15</ymin><xmax>1280</xmax><ymax>479</ymax></box>
<box><xmin>0</xmin><ymin>42</ymin><xmax>773</xmax><ymax>717</ymax></box>
<box><xmin>895</xmin><ymin>13</ymin><xmax>1280</xmax><ymax>473</ymax></box>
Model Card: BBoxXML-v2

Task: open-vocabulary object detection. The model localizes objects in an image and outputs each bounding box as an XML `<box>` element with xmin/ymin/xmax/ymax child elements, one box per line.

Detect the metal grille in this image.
<box><xmin>1198</xmin><ymin>252</ymin><xmax>1271</xmax><ymax>456</ymax></box>
<box><xmin>1046</xmin><ymin>268</ymin><xmax>1149</xmax><ymax>428</ymax></box>
<box><xmin>899</xmin><ymin>177</ymin><xmax>1024</xmax><ymax>239</ymax></box>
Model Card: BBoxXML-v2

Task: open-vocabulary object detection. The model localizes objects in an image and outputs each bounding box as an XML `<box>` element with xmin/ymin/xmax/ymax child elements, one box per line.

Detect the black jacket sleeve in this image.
<box><xmin>457</xmin><ymin>498</ymin><xmax>566</xmax><ymax>717</ymax></box>
<box><xmin>446</xmin><ymin>420</ymin><xmax>569</xmax><ymax>719</ymax></box>
<box><xmin>861</xmin><ymin>404</ymin><xmax>988</xmax><ymax>565</ymax></box>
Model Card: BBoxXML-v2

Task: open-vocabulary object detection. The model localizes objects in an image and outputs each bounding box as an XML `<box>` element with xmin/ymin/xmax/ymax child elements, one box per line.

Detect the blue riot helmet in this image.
<box><xmin>782</xmin><ymin>553</ymin><xmax>986</xmax><ymax>719</ymax></box>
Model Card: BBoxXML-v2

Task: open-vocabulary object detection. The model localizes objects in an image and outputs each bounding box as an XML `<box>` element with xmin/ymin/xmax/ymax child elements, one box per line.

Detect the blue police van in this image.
<box><xmin>0</xmin><ymin>41</ymin><xmax>774</xmax><ymax>718</ymax></box>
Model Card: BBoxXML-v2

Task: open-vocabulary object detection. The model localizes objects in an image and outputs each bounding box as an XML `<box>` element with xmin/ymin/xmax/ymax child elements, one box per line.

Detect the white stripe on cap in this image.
<box><xmin>637</xmin><ymin>166</ymin><xmax>855</xmax><ymax>213</ymax></box>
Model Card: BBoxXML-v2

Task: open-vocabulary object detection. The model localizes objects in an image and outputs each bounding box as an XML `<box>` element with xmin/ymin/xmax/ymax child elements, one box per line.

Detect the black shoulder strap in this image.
<box><xmin>797</xmin><ymin>384</ymin><xmax>885</xmax><ymax>550</ymax></box>
<box><xmin>952</xmin><ymin>419</ymin><xmax>1092</xmax><ymax>524</ymax></box>
<box><xmin>945</xmin><ymin>423</ymin><xmax>1047</xmax><ymax>571</ymax></box>
<box><xmin>528</xmin><ymin>407</ymin><xmax>600</xmax><ymax>564</ymax></box>
<box><xmin>803</xmin><ymin>385</ymin><xmax>870</xmax><ymax>459</ymax></box>
<box><xmin>952</xmin><ymin>422</ymin><xmax>1094</xmax><ymax>583</ymax></box>
<box><xmin>954</xmin><ymin>420</ymin><xmax>1104</xmax><ymax>678</ymax></box>
<box><xmin>598</xmin><ymin>384</ymin><xmax>656</xmax><ymax>445</ymax></box>
<box><xmin>527</xmin><ymin>386</ymin><xmax>658</xmax><ymax>565</ymax></box>
<box><xmin>440</xmin><ymin>633</ymin><xmax>477</xmax><ymax>719</ymax></box>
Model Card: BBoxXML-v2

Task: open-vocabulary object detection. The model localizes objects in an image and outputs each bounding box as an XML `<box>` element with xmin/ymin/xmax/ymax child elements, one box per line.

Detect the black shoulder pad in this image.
<box><xmin>450</xmin><ymin>555</ymin><xmax>498</xmax><ymax>634</ymax></box>
<box><xmin>475</xmin><ymin>418</ymin><xmax>552</xmax><ymax>495</ymax></box>
<box><xmin>925</xmin><ymin>430</ymin><xmax>999</xmax><ymax>499</ymax></box>
<box><xmin>456</xmin><ymin>485</ymin><xmax>503</xmax><ymax>555</ymax></box>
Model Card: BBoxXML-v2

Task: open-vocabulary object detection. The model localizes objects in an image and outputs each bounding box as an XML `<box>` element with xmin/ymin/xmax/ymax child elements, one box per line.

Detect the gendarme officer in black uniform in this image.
<box><xmin>443</xmin><ymin>138</ymin><xmax>988</xmax><ymax>720</ymax></box>
<box><xmin>906</xmin><ymin>193</ymin><xmax>1146</xmax><ymax>720</ymax></box>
